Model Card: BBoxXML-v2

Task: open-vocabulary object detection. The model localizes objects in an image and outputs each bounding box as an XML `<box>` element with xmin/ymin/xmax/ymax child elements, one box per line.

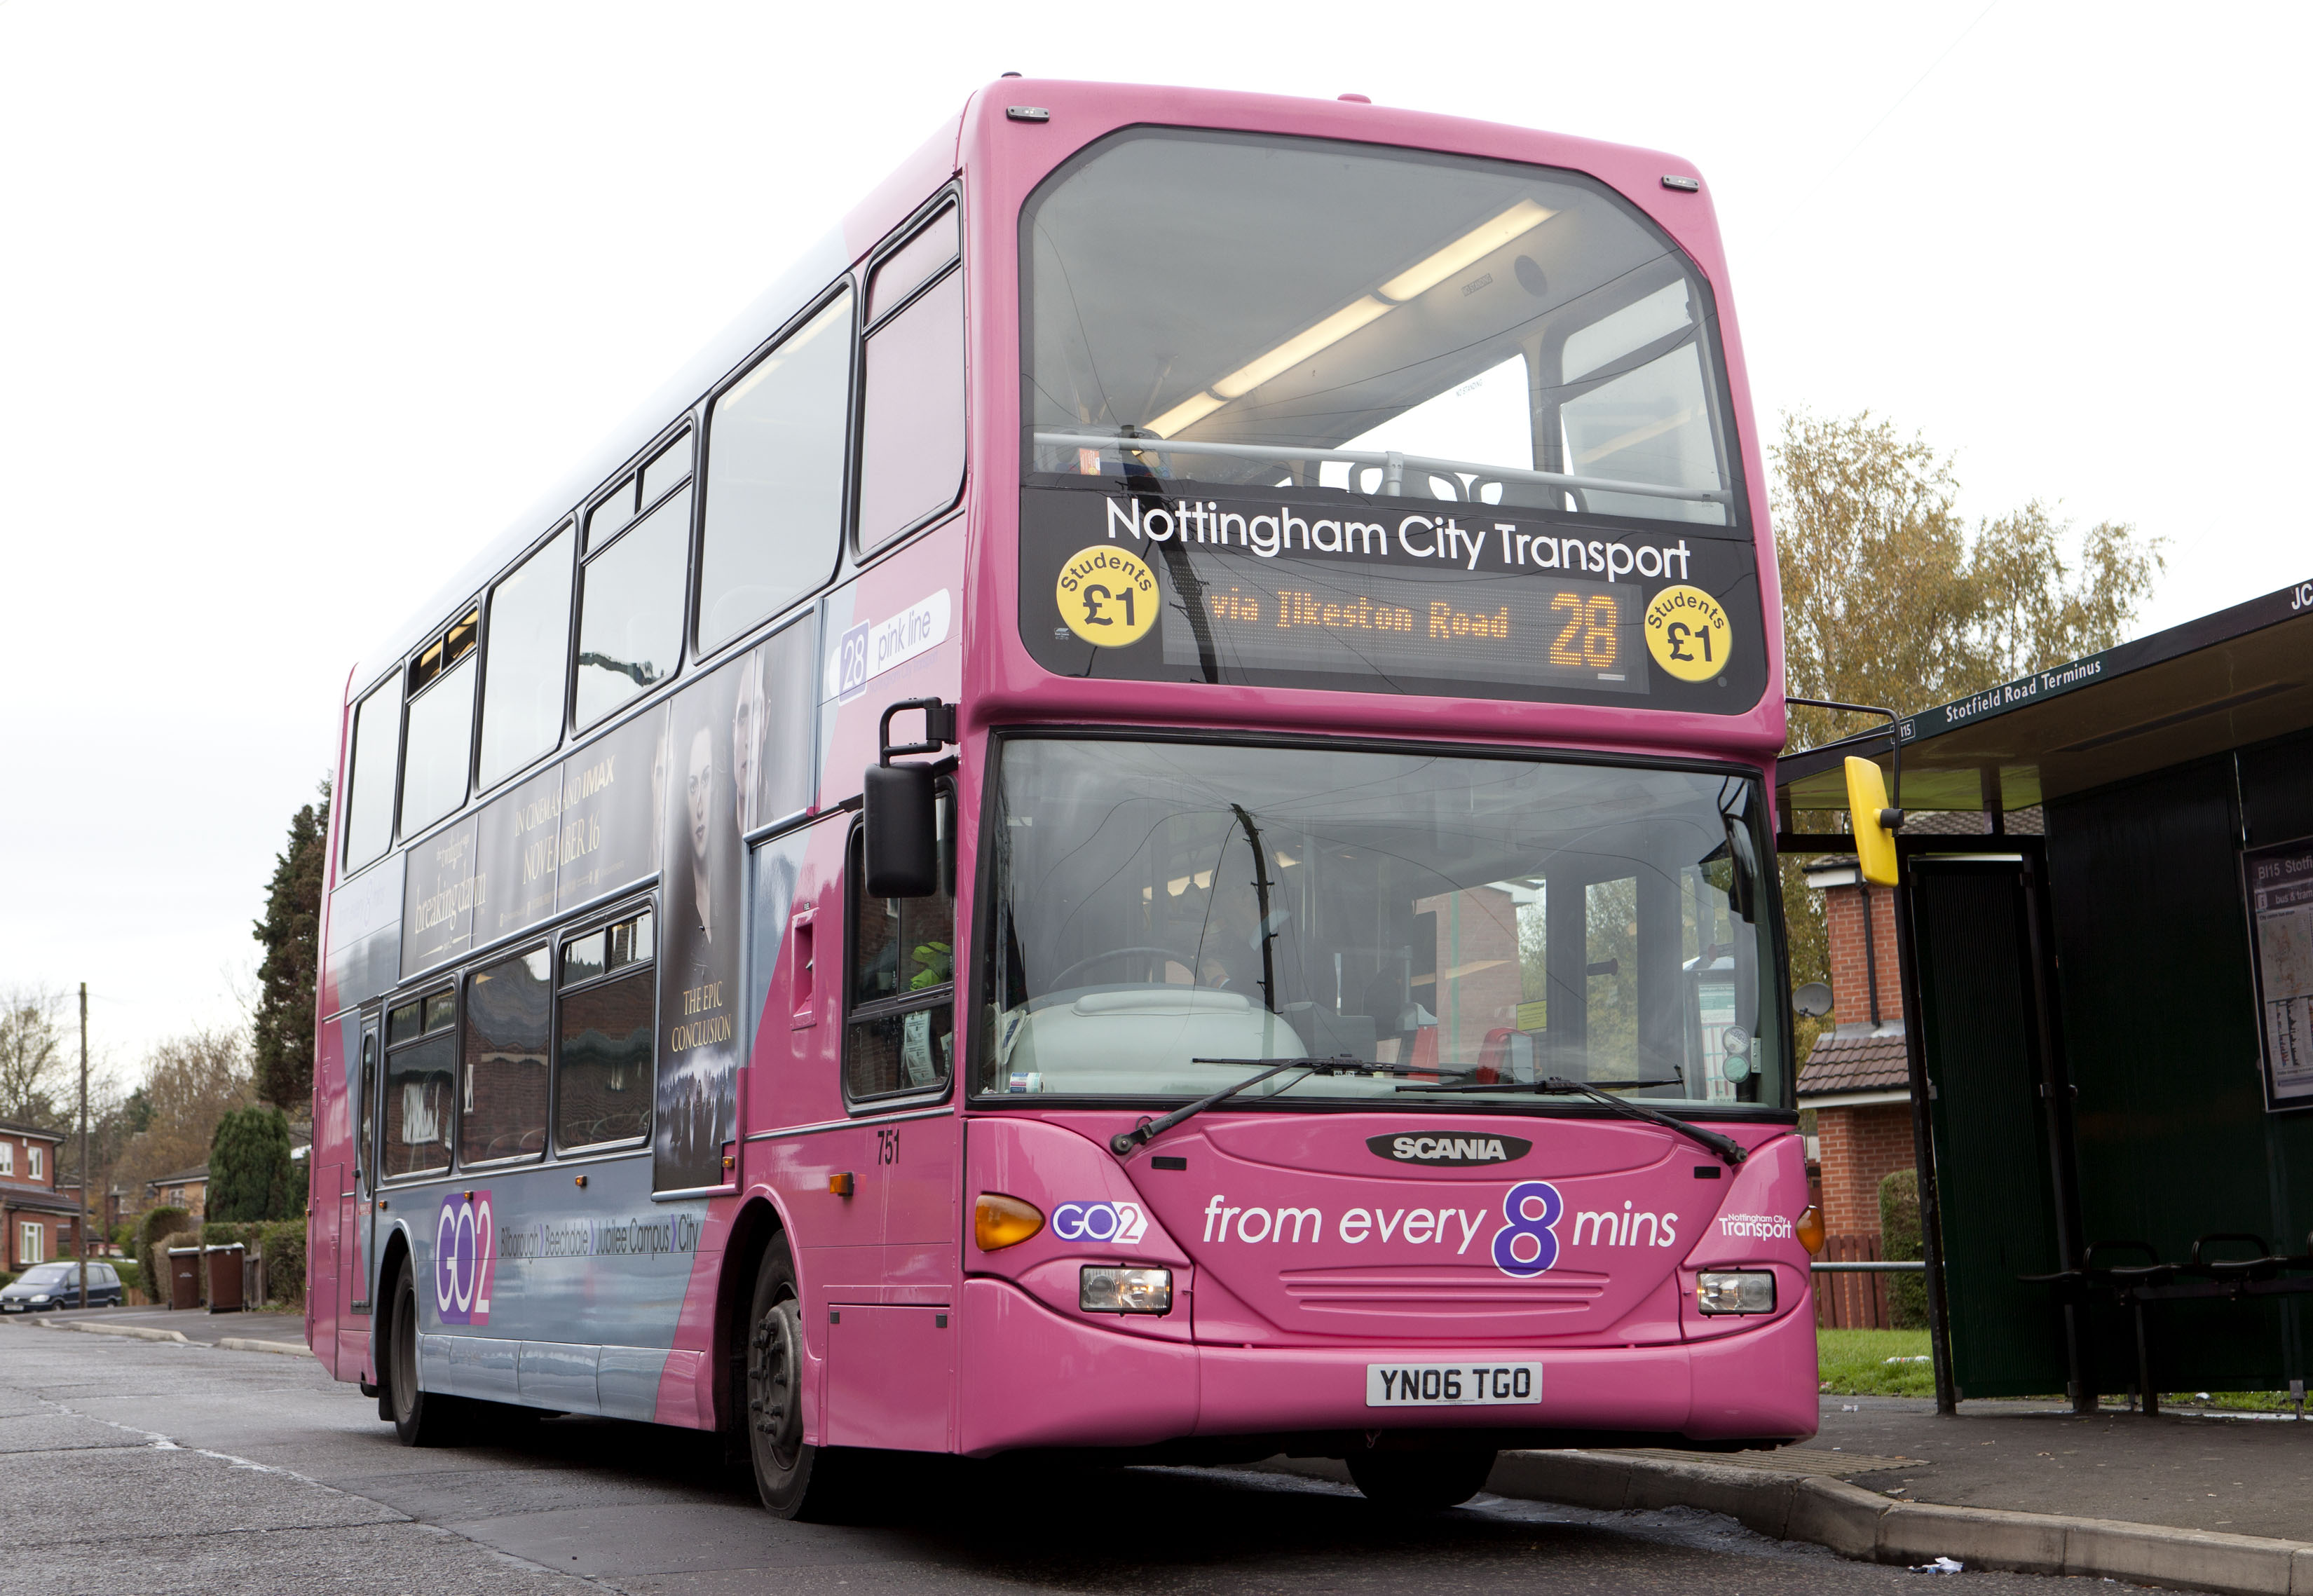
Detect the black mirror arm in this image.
<box><xmin>879</xmin><ymin>698</ymin><xmax>957</xmax><ymax>765</ymax></box>
<box><xmin>1785</xmin><ymin>697</ymin><xmax>1904</xmax><ymax>830</ymax></box>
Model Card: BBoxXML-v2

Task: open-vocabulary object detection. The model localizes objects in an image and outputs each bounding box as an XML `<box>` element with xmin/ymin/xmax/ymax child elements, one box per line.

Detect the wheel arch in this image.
<box><xmin>714</xmin><ymin>1189</ymin><xmax>793</xmax><ymax>1437</ymax></box>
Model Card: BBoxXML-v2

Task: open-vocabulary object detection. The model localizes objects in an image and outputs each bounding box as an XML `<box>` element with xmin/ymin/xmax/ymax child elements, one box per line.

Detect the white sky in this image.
<box><xmin>4</xmin><ymin>1</ymin><xmax>2306</xmax><ymax>1075</ymax></box>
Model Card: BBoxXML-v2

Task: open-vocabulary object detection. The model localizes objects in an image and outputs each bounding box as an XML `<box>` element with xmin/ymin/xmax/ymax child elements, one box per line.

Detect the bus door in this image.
<box><xmin>829</xmin><ymin>811</ymin><xmax>959</xmax><ymax>1452</ymax></box>
<box><xmin>752</xmin><ymin>817</ymin><xmax>885</xmax><ymax>1275</ymax></box>
<box><xmin>343</xmin><ymin>1012</ymin><xmax>378</xmax><ymax>1382</ymax></box>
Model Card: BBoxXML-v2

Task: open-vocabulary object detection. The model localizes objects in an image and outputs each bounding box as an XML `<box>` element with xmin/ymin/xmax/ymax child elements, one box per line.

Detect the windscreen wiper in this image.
<box><xmin>1109</xmin><ymin>1056</ymin><xmax>1431</xmax><ymax>1157</ymax></box>
<box><xmin>1411</xmin><ymin>1075</ymin><xmax>1748</xmax><ymax>1167</ymax></box>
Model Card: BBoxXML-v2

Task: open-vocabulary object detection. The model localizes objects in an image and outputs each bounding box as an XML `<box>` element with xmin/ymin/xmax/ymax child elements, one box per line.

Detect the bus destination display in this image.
<box><xmin>1023</xmin><ymin>483</ymin><xmax>1761</xmax><ymax>707</ymax></box>
<box><xmin>1152</xmin><ymin>557</ymin><xmax>1640</xmax><ymax>693</ymax></box>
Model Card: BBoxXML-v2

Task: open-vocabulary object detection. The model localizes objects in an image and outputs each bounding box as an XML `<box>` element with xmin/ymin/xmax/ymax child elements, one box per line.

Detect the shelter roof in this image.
<box><xmin>1778</xmin><ymin>580</ymin><xmax>2313</xmax><ymax>819</ymax></box>
<box><xmin>144</xmin><ymin>1166</ymin><xmax>209</xmax><ymax>1190</ymax></box>
<box><xmin>0</xmin><ymin>1120</ymin><xmax>65</xmax><ymax>1143</ymax></box>
<box><xmin>1798</xmin><ymin>1030</ymin><xmax>1911</xmax><ymax>1096</ymax></box>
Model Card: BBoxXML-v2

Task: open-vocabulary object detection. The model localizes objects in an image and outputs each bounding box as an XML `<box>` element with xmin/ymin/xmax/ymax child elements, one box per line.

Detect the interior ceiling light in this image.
<box><xmin>1211</xmin><ymin>295</ymin><xmax>1391</xmax><ymax>399</ymax></box>
<box><xmin>1379</xmin><ymin>198</ymin><xmax>1555</xmax><ymax>302</ymax></box>
<box><xmin>1144</xmin><ymin>196</ymin><xmax>1557</xmax><ymax>437</ymax></box>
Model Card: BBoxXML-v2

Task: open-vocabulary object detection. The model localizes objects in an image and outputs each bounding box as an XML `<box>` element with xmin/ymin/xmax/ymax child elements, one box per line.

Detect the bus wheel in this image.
<box><xmin>1346</xmin><ymin>1447</ymin><xmax>1496</xmax><ymax>1511</ymax></box>
<box><xmin>385</xmin><ymin>1257</ymin><xmax>467</xmax><ymax>1447</ymax></box>
<box><xmin>744</xmin><ymin>1236</ymin><xmax>850</xmax><ymax>1520</ymax></box>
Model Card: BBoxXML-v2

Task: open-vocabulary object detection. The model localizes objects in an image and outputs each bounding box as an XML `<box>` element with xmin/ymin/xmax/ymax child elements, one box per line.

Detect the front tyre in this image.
<box><xmin>384</xmin><ymin>1257</ymin><xmax>469</xmax><ymax>1447</ymax></box>
<box><xmin>1346</xmin><ymin>1447</ymin><xmax>1497</xmax><ymax>1511</ymax></box>
<box><xmin>744</xmin><ymin>1235</ymin><xmax>853</xmax><ymax>1520</ymax></box>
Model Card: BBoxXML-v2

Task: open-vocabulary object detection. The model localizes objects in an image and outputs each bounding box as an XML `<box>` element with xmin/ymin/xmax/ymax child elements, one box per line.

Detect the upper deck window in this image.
<box><xmin>696</xmin><ymin>292</ymin><xmax>854</xmax><ymax>653</ymax></box>
<box><xmin>576</xmin><ymin>441</ymin><xmax>693</xmax><ymax>727</ymax></box>
<box><xmin>477</xmin><ymin>524</ymin><xmax>574</xmax><ymax>787</ymax></box>
<box><xmin>1023</xmin><ymin>131</ymin><xmax>1733</xmax><ymax>526</ymax></box>
<box><xmin>400</xmin><ymin>607</ymin><xmax>479</xmax><ymax>835</ymax></box>
<box><xmin>343</xmin><ymin>675</ymin><xmax>402</xmax><ymax>870</ymax></box>
<box><xmin>857</xmin><ymin>216</ymin><xmax>964</xmax><ymax>552</ymax></box>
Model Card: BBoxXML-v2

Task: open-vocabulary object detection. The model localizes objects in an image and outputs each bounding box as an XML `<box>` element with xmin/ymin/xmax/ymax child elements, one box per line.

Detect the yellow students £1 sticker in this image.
<box><xmin>1643</xmin><ymin>585</ymin><xmax>1732</xmax><ymax>682</ymax></box>
<box><xmin>1056</xmin><ymin>545</ymin><xmax>1159</xmax><ymax>647</ymax></box>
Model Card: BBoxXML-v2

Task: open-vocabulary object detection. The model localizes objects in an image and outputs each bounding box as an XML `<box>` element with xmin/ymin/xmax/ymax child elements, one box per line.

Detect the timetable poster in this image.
<box><xmin>2246</xmin><ymin>839</ymin><xmax>2313</xmax><ymax>1109</ymax></box>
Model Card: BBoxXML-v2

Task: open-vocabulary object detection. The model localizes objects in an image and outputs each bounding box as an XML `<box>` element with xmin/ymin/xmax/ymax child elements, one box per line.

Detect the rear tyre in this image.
<box><xmin>744</xmin><ymin>1235</ymin><xmax>856</xmax><ymax>1520</ymax></box>
<box><xmin>384</xmin><ymin>1257</ymin><xmax>469</xmax><ymax>1447</ymax></box>
<box><xmin>1346</xmin><ymin>1447</ymin><xmax>1497</xmax><ymax>1511</ymax></box>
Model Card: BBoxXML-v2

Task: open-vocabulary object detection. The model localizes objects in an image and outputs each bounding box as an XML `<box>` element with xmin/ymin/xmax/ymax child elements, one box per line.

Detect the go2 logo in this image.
<box><xmin>1490</xmin><ymin>1180</ymin><xmax>1564</xmax><ymax>1279</ymax></box>
<box><xmin>435</xmin><ymin>1189</ymin><xmax>496</xmax><ymax>1325</ymax></box>
<box><xmin>1051</xmin><ymin>1200</ymin><xmax>1148</xmax><ymax>1246</ymax></box>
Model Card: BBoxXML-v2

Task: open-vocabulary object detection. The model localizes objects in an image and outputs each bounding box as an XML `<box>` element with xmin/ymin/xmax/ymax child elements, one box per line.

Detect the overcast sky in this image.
<box><xmin>4</xmin><ymin>1</ymin><xmax>2305</xmax><ymax>1080</ymax></box>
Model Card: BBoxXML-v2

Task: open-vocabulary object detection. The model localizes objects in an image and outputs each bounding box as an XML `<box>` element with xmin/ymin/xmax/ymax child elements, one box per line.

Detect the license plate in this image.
<box><xmin>1365</xmin><ymin>1361</ymin><xmax>1542</xmax><ymax>1407</ymax></box>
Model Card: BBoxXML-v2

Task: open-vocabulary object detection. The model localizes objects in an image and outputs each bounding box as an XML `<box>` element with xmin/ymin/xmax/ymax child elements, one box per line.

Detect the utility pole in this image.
<box><xmin>78</xmin><ymin>983</ymin><xmax>90</xmax><ymax>1311</ymax></box>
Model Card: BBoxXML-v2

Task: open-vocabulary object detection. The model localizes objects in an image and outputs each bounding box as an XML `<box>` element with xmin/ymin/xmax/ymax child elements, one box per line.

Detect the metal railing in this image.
<box><xmin>1034</xmin><ymin>428</ymin><xmax>1733</xmax><ymax>507</ymax></box>
<box><xmin>1812</xmin><ymin>1260</ymin><xmax>1927</xmax><ymax>1273</ymax></box>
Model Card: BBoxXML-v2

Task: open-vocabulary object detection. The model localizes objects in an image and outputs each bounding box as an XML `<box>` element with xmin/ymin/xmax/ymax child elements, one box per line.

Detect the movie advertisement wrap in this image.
<box><xmin>1016</xmin><ymin>479</ymin><xmax>1764</xmax><ymax>709</ymax></box>
<box><xmin>474</xmin><ymin>765</ymin><xmax>564</xmax><ymax>945</ymax></box>
<box><xmin>402</xmin><ymin>814</ymin><xmax>479</xmax><ymax>976</ymax></box>
<box><xmin>653</xmin><ymin>622</ymin><xmax>817</xmax><ymax>1192</ymax></box>
<box><xmin>557</xmin><ymin>707</ymin><xmax>667</xmax><ymax>913</ymax></box>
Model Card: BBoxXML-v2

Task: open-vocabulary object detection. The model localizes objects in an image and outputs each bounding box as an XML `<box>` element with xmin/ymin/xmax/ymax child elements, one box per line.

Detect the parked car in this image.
<box><xmin>1</xmin><ymin>1262</ymin><xmax>123</xmax><ymax>1311</ymax></box>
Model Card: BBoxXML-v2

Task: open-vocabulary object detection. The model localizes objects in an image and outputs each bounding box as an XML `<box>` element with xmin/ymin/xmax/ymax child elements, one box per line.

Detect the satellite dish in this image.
<box><xmin>1793</xmin><ymin>981</ymin><xmax>1834</xmax><ymax>1019</ymax></box>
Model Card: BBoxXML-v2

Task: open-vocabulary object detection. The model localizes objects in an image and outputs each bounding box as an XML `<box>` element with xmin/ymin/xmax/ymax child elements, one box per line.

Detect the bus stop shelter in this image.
<box><xmin>1776</xmin><ymin>578</ymin><xmax>2313</xmax><ymax>1412</ymax></box>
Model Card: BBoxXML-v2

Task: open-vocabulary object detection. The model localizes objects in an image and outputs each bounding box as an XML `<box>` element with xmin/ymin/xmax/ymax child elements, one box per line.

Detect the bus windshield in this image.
<box><xmin>1024</xmin><ymin>130</ymin><xmax>1735</xmax><ymax>526</ymax></box>
<box><xmin>981</xmin><ymin>738</ymin><xmax>1786</xmax><ymax>1114</ymax></box>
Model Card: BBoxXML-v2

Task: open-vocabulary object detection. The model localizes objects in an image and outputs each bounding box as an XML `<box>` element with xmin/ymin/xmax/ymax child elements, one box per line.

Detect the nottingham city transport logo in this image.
<box><xmin>434</xmin><ymin>1189</ymin><xmax>497</xmax><ymax>1326</ymax></box>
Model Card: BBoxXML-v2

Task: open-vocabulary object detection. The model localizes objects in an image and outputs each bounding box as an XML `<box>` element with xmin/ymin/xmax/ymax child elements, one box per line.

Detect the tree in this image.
<box><xmin>207</xmin><ymin>1105</ymin><xmax>294</xmax><ymax>1222</ymax></box>
<box><xmin>111</xmin><ymin>1028</ymin><xmax>255</xmax><ymax>1196</ymax></box>
<box><xmin>1773</xmin><ymin>412</ymin><xmax>2166</xmax><ymax>1049</ymax></box>
<box><xmin>0</xmin><ymin>985</ymin><xmax>67</xmax><ymax>1128</ymax></box>
<box><xmin>252</xmin><ymin>783</ymin><xmax>329</xmax><ymax>1111</ymax></box>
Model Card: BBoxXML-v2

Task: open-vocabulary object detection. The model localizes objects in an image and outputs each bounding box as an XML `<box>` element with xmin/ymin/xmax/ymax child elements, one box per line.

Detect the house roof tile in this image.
<box><xmin>1798</xmin><ymin>1029</ymin><xmax>1912</xmax><ymax>1096</ymax></box>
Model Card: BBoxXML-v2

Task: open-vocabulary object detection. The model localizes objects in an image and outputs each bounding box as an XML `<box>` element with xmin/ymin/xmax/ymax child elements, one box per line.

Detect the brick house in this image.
<box><xmin>1796</xmin><ymin>858</ymin><xmax>1914</xmax><ymax>1249</ymax></box>
<box><xmin>0</xmin><ymin>1119</ymin><xmax>76</xmax><ymax>1269</ymax></box>
<box><xmin>145</xmin><ymin>1166</ymin><xmax>210</xmax><ymax>1220</ymax></box>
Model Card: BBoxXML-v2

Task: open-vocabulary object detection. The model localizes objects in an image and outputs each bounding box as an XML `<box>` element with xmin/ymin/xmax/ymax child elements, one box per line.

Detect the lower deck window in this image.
<box><xmin>845</xmin><ymin>828</ymin><xmax>955</xmax><ymax>1098</ymax></box>
<box><xmin>558</xmin><ymin>910</ymin><xmax>655</xmax><ymax>1150</ymax></box>
<box><xmin>383</xmin><ymin>990</ymin><xmax>456</xmax><ymax>1178</ymax></box>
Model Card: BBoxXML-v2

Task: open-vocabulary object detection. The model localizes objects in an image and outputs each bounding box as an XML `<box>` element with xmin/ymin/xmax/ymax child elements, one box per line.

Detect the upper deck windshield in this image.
<box><xmin>1025</xmin><ymin>130</ymin><xmax>1735</xmax><ymax>525</ymax></box>
<box><xmin>980</xmin><ymin>739</ymin><xmax>1787</xmax><ymax>1115</ymax></box>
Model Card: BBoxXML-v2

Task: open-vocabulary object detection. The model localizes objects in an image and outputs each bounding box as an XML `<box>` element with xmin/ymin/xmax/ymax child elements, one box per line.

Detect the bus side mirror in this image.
<box><xmin>1844</xmin><ymin>756</ymin><xmax>1902</xmax><ymax>886</ymax></box>
<box><xmin>863</xmin><ymin>763</ymin><xmax>939</xmax><ymax>897</ymax></box>
<box><xmin>863</xmin><ymin>697</ymin><xmax>956</xmax><ymax>899</ymax></box>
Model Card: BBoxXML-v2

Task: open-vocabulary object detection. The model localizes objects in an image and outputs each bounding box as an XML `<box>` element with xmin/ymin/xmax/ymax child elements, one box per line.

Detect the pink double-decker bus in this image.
<box><xmin>307</xmin><ymin>77</ymin><xmax>1818</xmax><ymax>1518</ymax></box>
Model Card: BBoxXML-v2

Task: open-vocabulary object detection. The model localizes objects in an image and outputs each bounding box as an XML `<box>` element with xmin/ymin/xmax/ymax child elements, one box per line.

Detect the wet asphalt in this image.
<box><xmin>1</xmin><ymin>1319</ymin><xmax>2117</xmax><ymax>1595</ymax></box>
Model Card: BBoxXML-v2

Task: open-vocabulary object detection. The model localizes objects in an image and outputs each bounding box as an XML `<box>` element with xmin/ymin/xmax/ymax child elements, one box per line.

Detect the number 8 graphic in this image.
<box><xmin>1491</xmin><ymin>1180</ymin><xmax>1563</xmax><ymax>1278</ymax></box>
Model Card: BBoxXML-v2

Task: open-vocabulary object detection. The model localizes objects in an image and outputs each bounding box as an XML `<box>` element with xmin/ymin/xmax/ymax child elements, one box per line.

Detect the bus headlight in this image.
<box><xmin>1696</xmin><ymin>1271</ymin><xmax>1776</xmax><ymax>1315</ymax></box>
<box><xmin>1081</xmin><ymin>1266</ymin><xmax>1172</xmax><ymax>1314</ymax></box>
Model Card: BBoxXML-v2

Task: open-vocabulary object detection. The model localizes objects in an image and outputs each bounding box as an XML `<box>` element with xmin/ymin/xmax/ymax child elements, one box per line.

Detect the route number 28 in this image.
<box><xmin>1548</xmin><ymin>593</ymin><xmax>1618</xmax><ymax>669</ymax></box>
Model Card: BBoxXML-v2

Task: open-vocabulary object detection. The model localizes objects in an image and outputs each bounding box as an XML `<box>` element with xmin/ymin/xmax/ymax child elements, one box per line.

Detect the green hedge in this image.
<box><xmin>1879</xmin><ymin>1168</ymin><xmax>1929</xmax><ymax>1330</ymax></box>
<box><xmin>138</xmin><ymin>1208</ymin><xmax>189</xmax><ymax>1306</ymax></box>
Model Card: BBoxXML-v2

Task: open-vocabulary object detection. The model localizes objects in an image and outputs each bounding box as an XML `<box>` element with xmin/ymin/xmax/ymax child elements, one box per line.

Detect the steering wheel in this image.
<box><xmin>1045</xmin><ymin>946</ymin><xmax>1189</xmax><ymax>989</ymax></box>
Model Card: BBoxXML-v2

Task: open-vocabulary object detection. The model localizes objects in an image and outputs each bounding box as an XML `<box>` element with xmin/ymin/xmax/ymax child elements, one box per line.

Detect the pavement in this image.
<box><xmin>1803</xmin><ymin>1393</ymin><xmax>2313</xmax><ymax>1541</ymax></box>
<box><xmin>1</xmin><ymin>1320</ymin><xmax>2104</xmax><ymax>1596</ymax></box>
<box><xmin>18</xmin><ymin>1300</ymin><xmax>308</xmax><ymax>1348</ymax></box>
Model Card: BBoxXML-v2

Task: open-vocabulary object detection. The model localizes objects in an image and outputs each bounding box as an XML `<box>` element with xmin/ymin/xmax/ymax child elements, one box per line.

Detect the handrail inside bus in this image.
<box><xmin>1032</xmin><ymin>428</ymin><xmax>1733</xmax><ymax>507</ymax></box>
